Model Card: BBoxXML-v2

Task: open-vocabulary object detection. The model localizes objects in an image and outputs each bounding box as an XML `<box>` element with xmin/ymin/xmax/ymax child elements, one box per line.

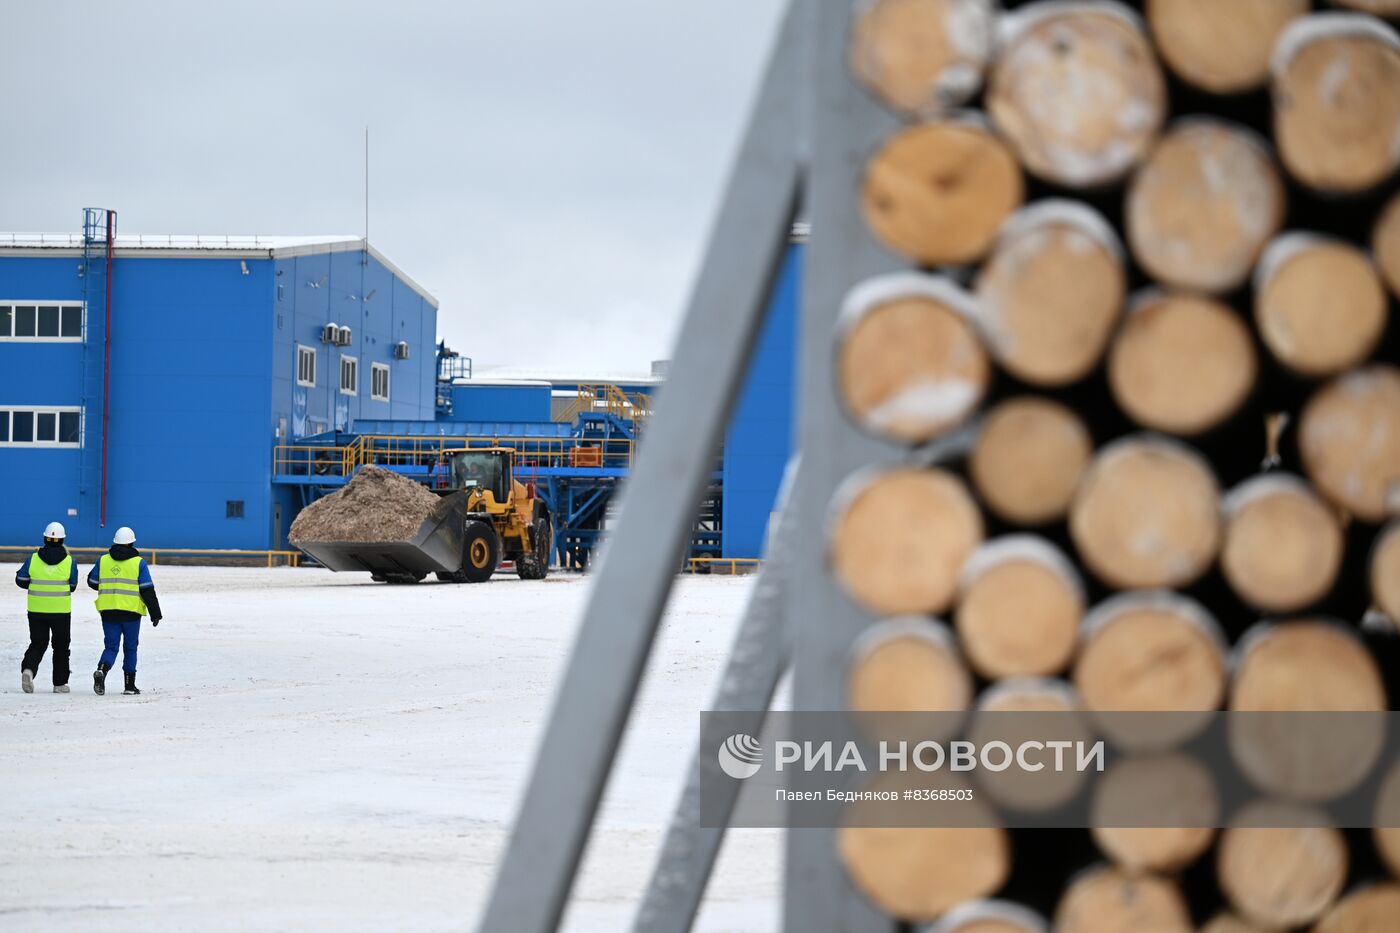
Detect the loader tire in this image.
<box><xmin>460</xmin><ymin>521</ymin><xmax>500</xmax><ymax>583</ymax></box>
<box><xmin>516</xmin><ymin>514</ymin><xmax>553</xmax><ymax>580</ymax></box>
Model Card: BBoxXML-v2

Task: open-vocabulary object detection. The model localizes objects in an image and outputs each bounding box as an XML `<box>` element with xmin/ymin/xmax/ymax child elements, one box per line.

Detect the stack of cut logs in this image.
<box><xmin>830</xmin><ymin>0</ymin><xmax>1400</xmax><ymax>929</ymax></box>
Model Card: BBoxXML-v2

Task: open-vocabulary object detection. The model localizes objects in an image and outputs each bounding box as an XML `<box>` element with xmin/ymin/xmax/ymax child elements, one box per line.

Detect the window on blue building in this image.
<box><xmin>0</xmin><ymin>408</ymin><xmax>81</xmax><ymax>447</ymax></box>
<box><xmin>371</xmin><ymin>363</ymin><xmax>390</xmax><ymax>401</ymax></box>
<box><xmin>0</xmin><ymin>303</ymin><xmax>82</xmax><ymax>340</ymax></box>
<box><xmin>59</xmin><ymin>411</ymin><xmax>80</xmax><ymax>444</ymax></box>
<box><xmin>297</xmin><ymin>345</ymin><xmax>317</xmax><ymax>387</ymax></box>
<box><xmin>226</xmin><ymin>500</ymin><xmax>245</xmax><ymax>519</ymax></box>
<box><xmin>340</xmin><ymin>356</ymin><xmax>358</xmax><ymax>396</ymax></box>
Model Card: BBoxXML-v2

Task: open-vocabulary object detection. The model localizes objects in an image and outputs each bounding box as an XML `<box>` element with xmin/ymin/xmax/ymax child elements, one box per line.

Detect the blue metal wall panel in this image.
<box><xmin>720</xmin><ymin>243</ymin><xmax>801</xmax><ymax>559</ymax></box>
<box><xmin>0</xmin><ymin>243</ymin><xmax>437</xmax><ymax>551</ymax></box>
<box><xmin>446</xmin><ymin>384</ymin><xmax>552</xmax><ymax>422</ymax></box>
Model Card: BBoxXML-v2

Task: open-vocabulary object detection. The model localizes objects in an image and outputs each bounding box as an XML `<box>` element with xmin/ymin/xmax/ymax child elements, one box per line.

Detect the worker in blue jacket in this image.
<box><xmin>15</xmin><ymin>522</ymin><xmax>80</xmax><ymax>693</ymax></box>
<box><xmin>87</xmin><ymin>526</ymin><xmax>163</xmax><ymax>696</ymax></box>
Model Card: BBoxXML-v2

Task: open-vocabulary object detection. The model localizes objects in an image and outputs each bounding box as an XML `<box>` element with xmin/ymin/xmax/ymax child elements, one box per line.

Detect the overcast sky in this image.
<box><xmin>2</xmin><ymin>0</ymin><xmax>786</xmax><ymax>376</ymax></box>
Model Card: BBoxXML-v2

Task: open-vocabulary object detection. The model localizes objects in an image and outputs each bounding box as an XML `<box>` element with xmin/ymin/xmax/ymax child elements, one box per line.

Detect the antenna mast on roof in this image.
<box><xmin>363</xmin><ymin>125</ymin><xmax>370</xmax><ymax>252</ymax></box>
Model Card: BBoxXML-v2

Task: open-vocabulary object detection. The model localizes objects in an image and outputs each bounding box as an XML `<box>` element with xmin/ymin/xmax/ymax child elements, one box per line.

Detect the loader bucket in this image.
<box><xmin>294</xmin><ymin>490</ymin><xmax>470</xmax><ymax>576</ymax></box>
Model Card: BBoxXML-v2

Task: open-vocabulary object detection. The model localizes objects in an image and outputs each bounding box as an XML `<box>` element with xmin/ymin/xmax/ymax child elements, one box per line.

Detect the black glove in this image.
<box><xmin>152</xmin><ymin>617</ymin><xmax>162</xmax><ymax>627</ymax></box>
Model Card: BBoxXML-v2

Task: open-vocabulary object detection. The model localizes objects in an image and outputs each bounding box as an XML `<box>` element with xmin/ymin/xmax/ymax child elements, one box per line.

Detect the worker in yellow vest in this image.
<box><xmin>15</xmin><ymin>522</ymin><xmax>80</xmax><ymax>693</ymax></box>
<box><xmin>86</xmin><ymin>527</ymin><xmax>163</xmax><ymax>696</ymax></box>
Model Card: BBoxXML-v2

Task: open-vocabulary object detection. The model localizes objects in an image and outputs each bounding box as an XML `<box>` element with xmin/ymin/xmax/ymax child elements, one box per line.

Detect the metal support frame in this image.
<box><xmin>632</xmin><ymin>461</ymin><xmax>801</xmax><ymax>932</ymax></box>
<box><xmin>477</xmin><ymin>3</ymin><xmax>804</xmax><ymax>928</ymax></box>
<box><xmin>782</xmin><ymin>2</ymin><xmax>905</xmax><ymax>929</ymax></box>
<box><xmin>478</xmin><ymin>1</ymin><xmax>914</xmax><ymax>927</ymax></box>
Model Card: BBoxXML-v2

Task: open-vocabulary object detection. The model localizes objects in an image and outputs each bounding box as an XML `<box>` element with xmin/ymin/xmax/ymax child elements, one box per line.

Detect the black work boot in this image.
<box><xmin>123</xmin><ymin>672</ymin><xmax>140</xmax><ymax>696</ymax></box>
<box><xmin>93</xmin><ymin>663</ymin><xmax>110</xmax><ymax>696</ymax></box>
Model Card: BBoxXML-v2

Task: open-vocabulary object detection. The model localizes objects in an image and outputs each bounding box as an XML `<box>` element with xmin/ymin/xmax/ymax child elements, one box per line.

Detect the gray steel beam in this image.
<box><xmin>633</xmin><ymin>460</ymin><xmax>802</xmax><ymax>933</ymax></box>
<box><xmin>477</xmin><ymin>4</ymin><xmax>804</xmax><ymax>930</ymax></box>
<box><xmin>783</xmin><ymin>0</ymin><xmax>905</xmax><ymax>930</ymax></box>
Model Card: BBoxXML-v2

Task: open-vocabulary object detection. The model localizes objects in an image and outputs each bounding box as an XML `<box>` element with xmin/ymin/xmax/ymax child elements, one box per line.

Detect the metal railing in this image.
<box><xmin>271</xmin><ymin>444</ymin><xmax>355</xmax><ymax>478</ymax></box>
<box><xmin>556</xmin><ymin>384</ymin><xmax>653</xmax><ymax>425</ymax></box>
<box><xmin>0</xmin><ymin>546</ymin><xmax>302</xmax><ymax>568</ymax></box>
<box><xmin>683</xmin><ymin>557</ymin><xmax>762</xmax><ymax>575</ymax></box>
<box><xmin>0</xmin><ymin>233</ymin><xmax>360</xmax><ymax>250</ymax></box>
<box><xmin>274</xmin><ymin>435</ymin><xmax>637</xmax><ymax>480</ymax></box>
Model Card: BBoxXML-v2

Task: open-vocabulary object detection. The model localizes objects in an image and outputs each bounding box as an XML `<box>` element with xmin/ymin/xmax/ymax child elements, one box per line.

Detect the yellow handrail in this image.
<box><xmin>0</xmin><ymin>546</ymin><xmax>302</xmax><ymax>568</ymax></box>
<box><xmin>684</xmin><ymin>557</ymin><xmax>762</xmax><ymax>575</ymax></box>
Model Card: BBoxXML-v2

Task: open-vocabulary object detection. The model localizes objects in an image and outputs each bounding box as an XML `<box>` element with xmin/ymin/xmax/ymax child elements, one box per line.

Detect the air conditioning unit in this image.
<box><xmin>394</xmin><ymin>341</ymin><xmax>410</xmax><ymax>360</ymax></box>
<box><xmin>321</xmin><ymin>322</ymin><xmax>340</xmax><ymax>344</ymax></box>
<box><xmin>336</xmin><ymin>326</ymin><xmax>353</xmax><ymax>346</ymax></box>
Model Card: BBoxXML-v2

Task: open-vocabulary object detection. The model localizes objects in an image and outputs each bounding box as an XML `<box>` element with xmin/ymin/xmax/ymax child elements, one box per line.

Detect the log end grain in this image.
<box><xmin>1109</xmin><ymin>292</ymin><xmax>1257</xmax><ymax>435</ymax></box>
<box><xmin>1221</xmin><ymin>475</ymin><xmax>1346</xmax><ymax>613</ymax></box>
<box><xmin>1272</xmin><ymin>18</ymin><xmax>1400</xmax><ymax>193</ymax></box>
<box><xmin>1231</xmin><ymin>621</ymin><xmax>1387</xmax><ymax>711</ymax></box>
<box><xmin>838</xmin><ymin>287</ymin><xmax>990</xmax><ymax>444</ymax></box>
<box><xmin>1374</xmin><ymin>190</ymin><xmax>1400</xmax><ymax>299</ymax></box>
<box><xmin>831</xmin><ymin>467</ymin><xmax>984</xmax><ymax>616</ymax></box>
<box><xmin>1054</xmin><ymin>865</ymin><xmax>1192</xmax><ymax>933</ymax></box>
<box><xmin>1255</xmin><ymin>236</ymin><xmax>1388</xmax><ymax>377</ymax></box>
<box><xmin>1074</xmin><ymin>594</ymin><xmax>1227</xmax><ymax>749</ymax></box>
<box><xmin>1199</xmin><ymin>913</ymin><xmax>1274</xmax><ymax>933</ymax></box>
<box><xmin>1329</xmin><ymin>0</ymin><xmax>1400</xmax><ymax>15</ymax></box>
<box><xmin>862</xmin><ymin>120</ymin><xmax>1024</xmax><ymax>266</ymax></box>
<box><xmin>1313</xmin><ymin>884</ymin><xmax>1400</xmax><ymax>933</ymax></box>
<box><xmin>849</xmin><ymin>0</ymin><xmax>996</xmax><ymax>116</ymax></box>
<box><xmin>927</xmin><ymin>900</ymin><xmax>1048</xmax><ymax>933</ymax></box>
<box><xmin>975</xmin><ymin>204</ymin><xmax>1127</xmax><ymax>386</ymax></box>
<box><xmin>989</xmin><ymin>7</ymin><xmax>1166</xmax><ymax>187</ymax></box>
<box><xmin>1299</xmin><ymin>365</ymin><xmax>1400</xmax><ymax>522</ymax></box>
<box><xmin>1126</xmin><ymin>120</ymin><xmax>1285</xmax><ymax>293</ymax></box>
<box><xmin>848</xmin><ymin>619</ymin><xmax>974</xmax><ymax>714</ymax></box>
<box><xmin>1374</xmin><ymin>763</ymin><xmax>1400</xmax><ymax>880</ymax></box>
<box><xmin>972</xmin><ymin>679</ymin><xmax>1090</xmax><ymax>812</ymax></box>
<box><xmin>1217</xmin><ymin>803</ymin><xmax>1348</xmax><ymax>928</ymax></box>
<box><xmin>1069</xmin><ymin>438</ymin><xmax>1222</xmax><ymax>590</ymax></box>
<box><xmin>970</xmin><ymin>397</ymin><xmax>1093</xmax><ymax>525</ymax></box>
<box><xmin>1373</xmin><ymin>523</ymin><xmax>1400</xmax><ymax>621</ymax></box>
<box><xmin>839</xmin><ymin>816</ymin><xmax>1009</xmax><ymax>920</ymax></box>
<box><xmin>956</xmin><ymin>537</ymin><xmax>1083</xmax><ymax>679</ymax></box>
<box><xmin>1148</xmin><ymin>0</ymin><xmax>1310</xmax><ymax>93</ymax></box>
<box><xmin>1090</xmin><ymin>754</ymin><xmax>1219</xmax><ymax>874</ymax></box>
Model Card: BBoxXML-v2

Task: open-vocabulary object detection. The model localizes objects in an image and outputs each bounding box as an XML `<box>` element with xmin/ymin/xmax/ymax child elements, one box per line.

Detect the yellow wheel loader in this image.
<box><xmin>296</xmin><ymin>447</ymin><xmax>552</xmax><ymax>584</ymax></box>
<box><xmin>433</xmin><ymin>448</ymin><xmax>552</xmax><ymax>583</ymax></box>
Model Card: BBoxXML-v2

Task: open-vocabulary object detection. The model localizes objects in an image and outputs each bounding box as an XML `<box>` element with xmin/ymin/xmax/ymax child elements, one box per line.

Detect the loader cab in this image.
<box><xmin>446</xmin><ymin>448</ymin><xmax>513</xmax><ymax>504</ymax></box>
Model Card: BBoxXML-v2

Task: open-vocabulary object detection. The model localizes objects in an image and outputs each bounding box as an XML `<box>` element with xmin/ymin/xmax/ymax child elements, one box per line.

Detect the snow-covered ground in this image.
<box><xmin>0</xmin><ymin>565</ymin><xmax>780</xmax><ymax>932</ymax></box>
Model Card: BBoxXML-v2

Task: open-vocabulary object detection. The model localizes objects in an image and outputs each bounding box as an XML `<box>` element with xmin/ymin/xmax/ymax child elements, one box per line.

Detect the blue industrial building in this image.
<box><xmin>0</xmin><ymin>212</ymin><xmax>438</xmax><ymax>550</ymax></box>
<box><xmin>0</xmin><ymin>211</ymin><xmax>799</xmax><ymax>564</ymax></box>
<box><xmin>721</xmin><ymin>243</ymin><xmax>800</xmax><ymax>560</ymax></box>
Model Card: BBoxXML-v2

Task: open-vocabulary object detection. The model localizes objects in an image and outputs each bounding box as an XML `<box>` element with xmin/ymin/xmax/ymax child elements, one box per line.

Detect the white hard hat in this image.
<box><xmin>113</xmin><ymin>527</ymin><xmax>136</xmax><ymax>545</ymax></box>
<box><xmin>43</xmin><ymin>522</ymin><xmax>66</xmax><ymax>540</ymax></box>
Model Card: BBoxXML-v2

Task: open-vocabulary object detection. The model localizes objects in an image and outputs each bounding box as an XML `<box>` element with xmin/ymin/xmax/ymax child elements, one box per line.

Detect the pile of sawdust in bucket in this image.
<box><xmin>289</xmin><ymin>465</ymin><xmax>443</xmax><ymax>543</ymax></box>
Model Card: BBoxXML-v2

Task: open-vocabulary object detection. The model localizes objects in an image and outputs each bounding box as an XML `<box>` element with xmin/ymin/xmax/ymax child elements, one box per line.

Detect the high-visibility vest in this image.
<box><xmin>26</xmin><ymin>553</ymin><xmax>73</xmax><ymax>614</ymax></box>
<box><xmin>95</xmin><ymin>555</ymin><xmax>148</xmax><ymax>617</ymax></box>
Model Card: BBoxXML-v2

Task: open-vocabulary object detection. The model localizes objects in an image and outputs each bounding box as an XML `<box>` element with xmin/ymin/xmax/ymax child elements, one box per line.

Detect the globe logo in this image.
<box><xmin>717</xmin><ymin>733</ymin><xmax>763</xmax><ymax>779</ymax></box>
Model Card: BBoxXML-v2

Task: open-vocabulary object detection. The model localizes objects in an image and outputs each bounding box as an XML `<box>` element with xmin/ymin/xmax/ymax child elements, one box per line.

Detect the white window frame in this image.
<box><xmin>340</xmin><ymin>355</ymin><xmax>358</xmax><ymax>396</ymax></box>
<box><xmin>0</xmin><ymin>406</ymin><xmax>83</xmax><ymax>448</ymax></box>
<box><xmin>0</xmin><ymin>301</ymin><xmax>85</xmax><ymax>342</ymax></box>
<box><xmin>296</xmin><ymin>345</ymin><xmax>317</xmax><ymax>388</ymax></box>
<box><xmin>370</xmin><ymin>362</ymin><xmax>391</xmax><ymax>401</ymax></box>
